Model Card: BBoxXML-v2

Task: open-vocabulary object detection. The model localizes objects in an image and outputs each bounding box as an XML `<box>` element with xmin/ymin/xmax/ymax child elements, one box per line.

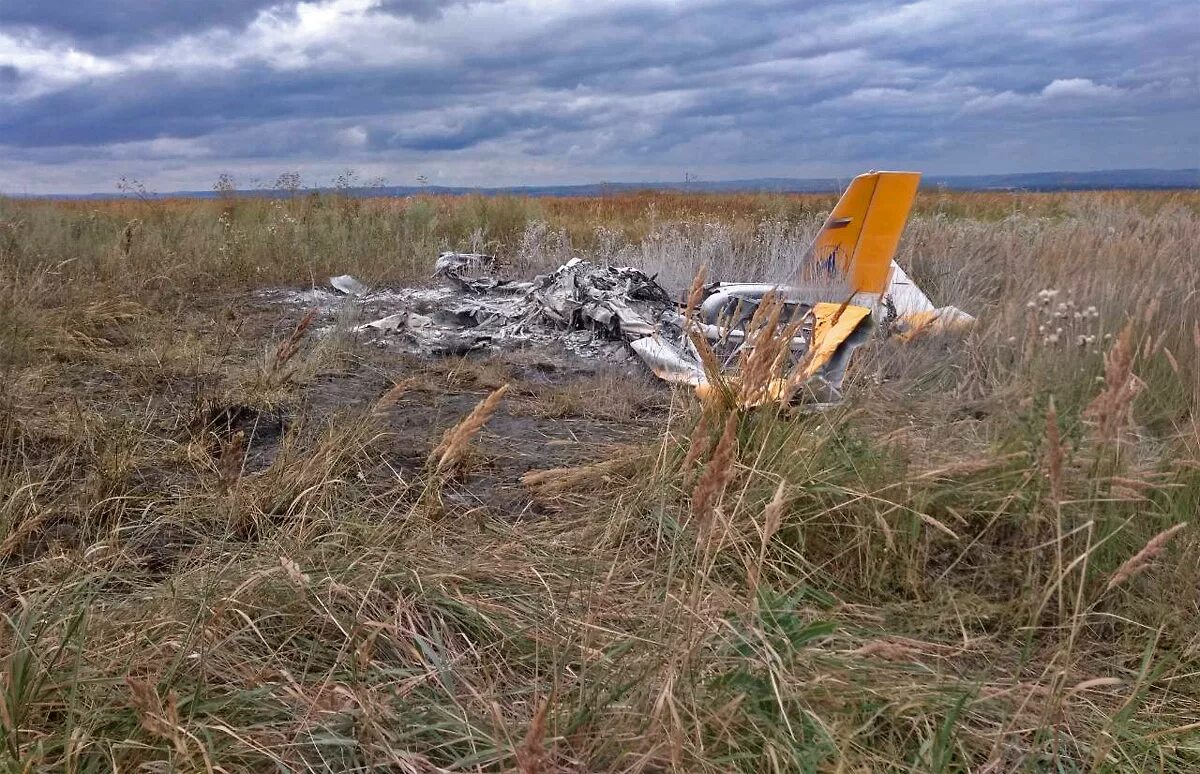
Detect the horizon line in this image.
<box><xmin>5</xmin><ymin>167</ymin><xmax>1198</xmax><ymax>200</ymax></box>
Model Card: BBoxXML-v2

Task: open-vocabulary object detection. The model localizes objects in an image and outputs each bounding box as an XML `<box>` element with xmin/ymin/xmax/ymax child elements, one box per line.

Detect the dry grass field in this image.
<box><xmin>0</xmin><ymin>187</ymin><xmax>1198</xmax><ymax>771</ymax></box>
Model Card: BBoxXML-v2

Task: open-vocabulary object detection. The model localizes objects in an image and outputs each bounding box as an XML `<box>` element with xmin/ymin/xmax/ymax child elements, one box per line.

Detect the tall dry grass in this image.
<box><xmin>0</xmin><ymin>187</ymin><xmax>1197</xmax><ymax>771</ymax></box>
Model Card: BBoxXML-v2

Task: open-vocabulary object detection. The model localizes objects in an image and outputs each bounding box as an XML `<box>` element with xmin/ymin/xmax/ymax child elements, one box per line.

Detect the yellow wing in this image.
<box><xmin>798</xmin><ymin>302</ymin><xmax>872</xmax><ymax>380</ymax></box>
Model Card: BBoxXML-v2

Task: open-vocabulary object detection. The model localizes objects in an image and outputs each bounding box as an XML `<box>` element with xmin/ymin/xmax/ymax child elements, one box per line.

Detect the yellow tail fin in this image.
<box><xmin>807</xmin><ymin>171</ymin><xmax>921</xmax><ymax>295</ymax></box>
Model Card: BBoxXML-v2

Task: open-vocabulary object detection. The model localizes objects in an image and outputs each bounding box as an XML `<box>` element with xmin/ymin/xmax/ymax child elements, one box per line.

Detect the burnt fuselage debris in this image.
<box><xmin>353</xmin><ymin>254</ymin><xmax>679</xmax><ymax>361</ymax></box>
<box><xmin>434</xmin><ymin>251</ymin><xmax>531</xmax><ymax>294</ymax></box>
<box><xmin>352</xmin><ymin>252</ymin><xmax>873</xmax><ymax>403</ymax></box>
<box><xmin>330</xmin><ymin>274</ymin><xmax>369</xmax><ymax>296</ymax></box>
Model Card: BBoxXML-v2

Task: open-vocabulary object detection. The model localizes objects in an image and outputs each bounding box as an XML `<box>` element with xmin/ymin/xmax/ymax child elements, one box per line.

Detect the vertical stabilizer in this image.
<box><xmin>808</xmin><ymin>171</ymin><xmax>921</xmax><ymax>295</ymax></box>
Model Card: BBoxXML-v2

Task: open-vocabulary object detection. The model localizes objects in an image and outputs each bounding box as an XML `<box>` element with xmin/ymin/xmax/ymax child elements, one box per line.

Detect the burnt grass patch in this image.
<box><xmin>0</xmin><ymin>286</ymin><xmax>667</xmax><ymax>580</ymax></box>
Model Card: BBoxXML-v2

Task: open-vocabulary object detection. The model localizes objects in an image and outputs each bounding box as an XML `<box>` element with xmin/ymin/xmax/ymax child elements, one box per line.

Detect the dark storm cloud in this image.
<box><xmin>0</xmin><ymin>0</ymin><xmax>294</xmax><ymax>50</ymax></box>
<box><xmin>0</xmin><ymin>0</ymin><xmax>1196</xmax><ymax>193</ymax></box>
<box><xmin>376</xmin><ymin>109</ymin><xmax>589</xmax><ymax>152</ymax></box>
<box><xmin>0</xmin><ymin>64</ymin><xmax>484</xmax><ymax>147</ymax></box>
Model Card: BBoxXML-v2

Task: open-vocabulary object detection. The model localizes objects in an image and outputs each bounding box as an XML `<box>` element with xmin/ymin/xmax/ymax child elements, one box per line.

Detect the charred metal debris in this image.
<box><xmin>329</xmin><ymin>251</ymin><xmax>884</xmax><ymax>404</ymax></box>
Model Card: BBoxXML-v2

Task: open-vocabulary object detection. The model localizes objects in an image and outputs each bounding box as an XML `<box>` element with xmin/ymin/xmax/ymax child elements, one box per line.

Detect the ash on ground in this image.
<box><xmin>255</xmin><ymin>252</ymin><xmax>680</xmax><ymax>365</ymax></box>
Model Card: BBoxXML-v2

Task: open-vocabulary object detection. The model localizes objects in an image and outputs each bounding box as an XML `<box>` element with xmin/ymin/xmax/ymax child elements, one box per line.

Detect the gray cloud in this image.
<box><xmin>0</xmin><ymin>0</ymin><xmax>1196</xmax><ymax>194</ymax></box>
<box><xmin>0</xmin><ymin>1</ymin><xmax>293</xmax><ymax>51</ymax></box>
<box><xmin>373</xmin><ymin>0</ymin><xmax>503</xmax><ymax>23</ymax></box>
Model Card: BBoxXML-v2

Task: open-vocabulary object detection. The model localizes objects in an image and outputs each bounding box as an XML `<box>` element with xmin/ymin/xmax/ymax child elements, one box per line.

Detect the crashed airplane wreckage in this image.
<box><xmin>351</xmin><ymin>171</ymin><xmax>972</xmax><ymax>405</ymax></box>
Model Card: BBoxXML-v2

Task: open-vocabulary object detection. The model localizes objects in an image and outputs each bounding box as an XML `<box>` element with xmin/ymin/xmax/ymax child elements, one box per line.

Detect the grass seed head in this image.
<box><xmin>515</xmin><ymin>697</ymin><xmax>552</xmax><ymax>774</ymax></box>
<box><xmin>1106</xmin><ymin>522</ymin><xmax>1188</xmax><ymax>591</ymax></box>
<box><xmin>691</xmin><ymin>412</ymin><xmax>739</xmax><ymax>530</ymax></box>
<box><xmin>1084</xmin><ymin>323</ymin><xmax>1143</xmax><ymax>448</ymax></box>
<box><xmin>430</xmin><ymin>383</ymin><xmax>510</xmax><ymax>473</ymax></box>
<box><xmin>1044</xmin><ymin>397</ymin><xmax>1065</xmax><ymax>503</ymax></box>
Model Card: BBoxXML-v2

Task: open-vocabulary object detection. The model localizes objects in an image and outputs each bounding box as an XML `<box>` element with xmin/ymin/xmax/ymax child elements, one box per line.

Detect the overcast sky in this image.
<box><xmin>1</xmin><ymin>0</ymin><xmax>1196</xmax><ymax>194</ymax></box>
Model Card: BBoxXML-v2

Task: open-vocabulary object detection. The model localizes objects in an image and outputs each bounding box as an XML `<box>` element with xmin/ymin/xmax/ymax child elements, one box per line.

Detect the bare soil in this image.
<box><xmin>240</xmin><ymin>288</ymin><xmax>669</xmax><ymax>517</ymax></box>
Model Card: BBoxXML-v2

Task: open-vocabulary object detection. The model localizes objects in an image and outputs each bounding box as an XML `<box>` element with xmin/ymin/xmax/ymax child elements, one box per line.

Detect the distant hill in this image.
<box><xmin>24</xmin><ymin>168</ymin><xmax>1200</xmax><ymax>200</ymax></box>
